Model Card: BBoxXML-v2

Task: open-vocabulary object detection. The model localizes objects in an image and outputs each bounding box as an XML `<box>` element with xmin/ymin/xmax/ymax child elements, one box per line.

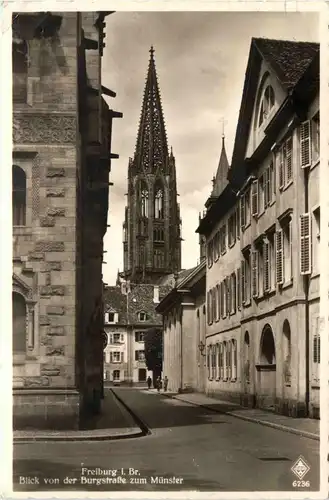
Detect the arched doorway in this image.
<box><xmin>282</xmin><ymin>320</ymin><xmax>291</xmax><ymax>387</ymax></box>
<box><xmin>243</xmin><ymin>331</ymin><xmax>250</xmax><ymax>391</ymax></box>
<box><xmin>256</xmin><ymin>324</ymin><xmax>276</xmax><ymax>411</ymax></box>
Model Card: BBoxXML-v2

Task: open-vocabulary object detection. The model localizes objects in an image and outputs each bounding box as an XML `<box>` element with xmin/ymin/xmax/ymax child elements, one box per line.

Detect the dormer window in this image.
<box><xmin>258</xmin><ymin>85</ymin><xmax>275</xmax><ymax>127</ymax></box>
<box><xmin>105</xmin><ymin>312</ymin><xmax>118</xmax><ymax>324</ymax></box>
<box><xmin>138</xmin><ymin>311</ymin><xmax>148</xmax><ymax>322</ymax></box>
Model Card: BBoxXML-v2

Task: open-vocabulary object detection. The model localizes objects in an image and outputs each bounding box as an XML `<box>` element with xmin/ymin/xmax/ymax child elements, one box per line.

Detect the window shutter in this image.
<box><xmin>109</xmin><ymin>333</ymin><xmax>113</xmax><ymax>344</ymax></box>
<box><xmin>300</xmin><ymin>213</ymin><xmax>312</xmax><ymax>275</ymax></box>
<box><xmin>240</xmin><ymin>196</ymin><xmax>245</xmax><ymax>229</ymax></box>
<box><xmin>289</xmin><ymin>220</ymin><xmax>293</xmax><ymax>280</ymax></box>
<box><xmin>237</xmin><ymin>267</ymin><xmax>241</xmax><ymax>309</ymax></box>
<box><xmin>263</xmin><ymin>170</ymin><xmax>268</xmax><ymax>208</ymax></box>
<box><xmin>276</xmin><ymin>229</ymin><xmax>284</xmax><ymax>284</ymax></box>
<box><xmin>232</xmin><ymin>273</ymin><xmax>236</xmax><ymax>313</ymax></box>
<box><xmin>120</xmin><ymin>352</ymin><xmax>124</xmax><ymax>362</ymax></box>
<box><xmin>263</xmin><ymin>239</ymin><xmax>270</xmax><ymax>293</ymax></box>
<box><xmin>120</xmin><ymin>334</ymin><xmax>124</xmax><ymax>342</ymax></box>
<box><xmin>223</xmin><ymin>280</ymin><xmax>227</xmax><ymax>318</ymax></box>
<box><xmin>110</xmin><ymin>352</ymin><xmax>113</xmax><ymax>363</ymax></box>
<box><xmin>251</xmin><ymin>180</ymin><xmax>259</xmax><ymax>217</ymax></box>
<box><xmin>285</xmin><ymin>137</ymin><xmax>293</xmax><ymax>181</ymax></box>
<box><xmin>300</xmin><ymin>120</ymin><xmax>311</xmax><ymax>168</ymax></box>
<box><xmin>236</xmin><ymin>205</ymin><xmax>240</xmax><ymax>239</ymax></box>
<box><xmin>217</xmin><ymin>284</ymin><xmax>220</xmax><ymax>320</ymax></box>
<box><xmin>222</xmin><ymin>224</ymin><xmax>226</xmax><ymax>254</ymax></box>
<box><xmin>269</xmin><ymin>163</ymin><xmax>273</xmax><ymax>203</ymax></box>
<box><xmin>278</xmin><ymin>147</ymin><xmax>284</xmax><ymax>189</ymax></box>
<box><xmin>313</xmin><ymin>334</ymin><xmax>320</xmax><ymax>364</ymax></box>
<box><xmin>241</xmin><ymin>260</ymin><xmax>246</xmax><ymax>304</ymax></box>
<box><xmin>251</xmin><ymin>250</ymin><xmax>259</xmax><ymax>298</ymax></box>
<box><xmin>212</xmin><ymin>287</ymin><xmax>216</xmax><ymax>322</ymax></box>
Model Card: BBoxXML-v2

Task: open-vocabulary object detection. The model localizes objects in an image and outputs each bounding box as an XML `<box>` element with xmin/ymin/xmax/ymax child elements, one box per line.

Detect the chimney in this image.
<box><xmin>153</xmin><ymin>285</ymin><xmax>160</xmax><ymax>304</ymax></box>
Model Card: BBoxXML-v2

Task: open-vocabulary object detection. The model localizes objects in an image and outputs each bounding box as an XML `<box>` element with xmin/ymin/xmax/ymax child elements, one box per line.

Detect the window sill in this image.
<box><xmin>310</xmin><ymin>158</ymin><xmax>320</xmax><ymax>171</ymax></box>
<box><xmin>256</xmin><ymin>209</ymin><xmax>265</xmax><ymax>220</ymax></box>
<box><xmin>228</xmin><ymin>241</ymin><xmax>236</xmax><ymax>249</ymax></box>
<box><xmin>280</xmin><ymin>279</ymin><xmax>293</xmax><ymax>291</ymax></box>
<box><xmin>311</xmin><ymin>272</ymin><xmax>320</xmax><ymax>280</ymax></box>
<box><xmin>243</xmin><ymin>300</ymin><xmax>251</xmax><ymax>308</ymax></box>
<box><xmin>282</xmin><ymin>180</ymin><xmax>293</xmax><ymax>192</ymax></box>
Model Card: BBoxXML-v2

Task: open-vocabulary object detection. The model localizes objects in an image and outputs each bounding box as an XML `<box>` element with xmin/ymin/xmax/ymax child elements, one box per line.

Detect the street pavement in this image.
<box><xmin>13</xmin><ymin>387</ymin><xmax>320</xmax><ymax>493</ymax></box>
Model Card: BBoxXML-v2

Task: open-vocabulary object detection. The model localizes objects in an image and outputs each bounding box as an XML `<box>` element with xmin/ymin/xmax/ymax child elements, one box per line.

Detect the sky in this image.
<box><xmin>101</xmin><ymin>11</ymin><xmax>319</xmax><ymax>286</ymax></box>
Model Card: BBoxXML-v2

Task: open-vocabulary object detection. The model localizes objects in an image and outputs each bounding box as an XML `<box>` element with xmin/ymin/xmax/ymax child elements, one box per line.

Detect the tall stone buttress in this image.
<box><xmin>122</xmin><ymin>47</ymin><xmax>182</xmax><ymax>284</ymax></box>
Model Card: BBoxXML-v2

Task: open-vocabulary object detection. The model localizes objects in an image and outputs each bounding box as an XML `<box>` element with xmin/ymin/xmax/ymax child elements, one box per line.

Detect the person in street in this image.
<box><xmin>147</xmin><ymin>376</ymin><xmax>152</xmax><ymax>390</ymax></box>
<box><xmin>156</xmin><ymin>376</ymin><xmax>161</xmax><ymax>392</ymax></box>
<box><xmin>163</xmin><ymin>376</ymin><xmax>168</xmax><ymax>392</ymax></box>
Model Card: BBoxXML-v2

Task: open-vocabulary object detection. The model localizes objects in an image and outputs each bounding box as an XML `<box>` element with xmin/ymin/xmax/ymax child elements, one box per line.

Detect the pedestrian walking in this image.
<box><xmin>147</xmin><ymin>376</ymin><xmax>152</xmax><ymax>390</ymax></box>
<box><xmin>163</xmin><ymin>375</ymin><xmax>168</xmax><ymax>392</ymax></box>
<box><xmin>156</xmin><ymin>376</ymin><xmax>161</xmax><ymax>392</ymax></box>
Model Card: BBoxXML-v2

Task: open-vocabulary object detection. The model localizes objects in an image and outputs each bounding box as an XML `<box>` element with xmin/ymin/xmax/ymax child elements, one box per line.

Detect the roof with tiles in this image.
<box><xmin>253</xmin><ymin>37</ymin><xmax>319</xmax><ymax>89</ymax></box>
<box><xmin>103</xmin><ymin>282</ymin><xmax>173</xmax><ymax>326</ymax></box>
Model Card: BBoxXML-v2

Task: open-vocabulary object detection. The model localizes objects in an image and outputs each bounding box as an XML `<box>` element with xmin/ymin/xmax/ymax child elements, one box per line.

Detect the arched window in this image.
<box><xmin>13</xmin><ymin>39</ymin><xmax>28</xmax><ymax>103</ymax></box>
<box><xmin>244</xmin><ymin>331</ymin><xmax>250</xmax><ymax>382</ymax></box>
<box><xmin>154</xmin><ymin>184</ymin><xmax>163</xmax><ymax>219</ymax></box>
<box><xmin>231</xmin><ymin>339</ymin><xmax>237</xmax><ymax>381</ymax></box>
<box><xmin>140</xmin><ymin>181</ymin><xmax>149</xmax><ymax>218</ymax></box>
<box><xmin>13</xmin><ymin>165</ymin><xmax>26</xmax><ymax>226</ymax></box>
<box><xmin>258</xmin><ymin>85</ymin><xmax>275</xmax><ymax>127</ymax></box>
<box><xmin>260</xmin><ymin>324</ymin><xmax>276</xmax><ymax>364</ymax></box>
<box><xmin>283</xmin><ymin>320</ymin><xmax>291</xmax><ymax>385</ymax></box>
<box><xmin>13</xmin><ymin>292</ymin><xmax>26</xmax><ymax>354</ymax></box>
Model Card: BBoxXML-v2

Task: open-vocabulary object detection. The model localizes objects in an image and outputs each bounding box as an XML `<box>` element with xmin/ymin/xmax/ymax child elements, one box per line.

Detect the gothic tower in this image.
<box><xmin>122</xmin><ymin>47</ymin><xmax>182</xmax><ymax>284</ymax></box>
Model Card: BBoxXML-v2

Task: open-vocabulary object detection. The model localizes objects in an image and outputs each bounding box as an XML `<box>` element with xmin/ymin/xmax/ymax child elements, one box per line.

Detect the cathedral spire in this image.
<box><xmin>134</xmin><ymin>46</ymin><xmax>169</xmax><ymax>171</ymax></box>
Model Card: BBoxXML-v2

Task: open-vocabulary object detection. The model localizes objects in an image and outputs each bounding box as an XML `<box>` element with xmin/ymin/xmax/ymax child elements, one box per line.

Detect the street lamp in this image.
<box><xmin>198</xmin><ymin>340</ymin><xmax>206</xmax><ymax>357</ymax></box>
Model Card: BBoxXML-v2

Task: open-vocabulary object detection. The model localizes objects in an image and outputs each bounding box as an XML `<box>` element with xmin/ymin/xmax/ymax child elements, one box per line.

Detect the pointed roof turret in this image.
<box><xmin>205</xmin><ymin>132</ymin><xmax>230</xmax><ymax>209</ymax></box>
<box><xmin>134</xmin><ymin>46</ymin><xmax>169</xmax><ymax>173</ymax></box>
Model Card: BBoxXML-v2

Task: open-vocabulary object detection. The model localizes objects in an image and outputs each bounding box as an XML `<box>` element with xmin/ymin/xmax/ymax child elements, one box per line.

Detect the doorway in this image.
<box><xmin>138</xmin><ymin>368</ymin><xmax>147</xmax><ymax>382</ymax></box>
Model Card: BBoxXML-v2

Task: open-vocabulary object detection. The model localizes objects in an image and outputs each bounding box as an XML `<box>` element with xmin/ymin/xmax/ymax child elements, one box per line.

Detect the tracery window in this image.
<box><xmin>154</xmin><ymin>187</ymin><xmax>163</xmax><ymax>219</ymax></box>
<box><xmin>140</xmin><ymin>182</ymin><xmax>149</xmax><ymax>218</ymax></box>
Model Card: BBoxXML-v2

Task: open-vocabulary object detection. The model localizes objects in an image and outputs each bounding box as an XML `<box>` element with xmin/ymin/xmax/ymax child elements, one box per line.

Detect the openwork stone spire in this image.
<box><xmin>135</xmin><ymin>46</ymin><xmax>169</xmax><ymax>174</ymax></box>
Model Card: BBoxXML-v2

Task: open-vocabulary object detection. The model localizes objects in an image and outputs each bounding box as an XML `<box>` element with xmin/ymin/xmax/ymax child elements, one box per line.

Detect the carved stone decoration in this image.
<box><xmin>13</xmin><ymin>114</ymin><xmax>76</xmax><ymax>144</ymax></box>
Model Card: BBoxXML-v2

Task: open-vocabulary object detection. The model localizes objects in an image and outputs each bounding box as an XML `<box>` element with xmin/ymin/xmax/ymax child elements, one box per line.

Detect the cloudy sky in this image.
<box><xmin>101</xmin><ymin>11</ymin><xmax>319</xmax><ymax>285</ymax></box>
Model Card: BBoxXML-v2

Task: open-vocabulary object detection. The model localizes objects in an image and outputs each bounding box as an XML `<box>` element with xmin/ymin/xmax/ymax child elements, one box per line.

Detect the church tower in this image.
<box><xmin>122</xmin><ymin>47</ymin><xmax>182</xmax><ymax>284</ymax></box>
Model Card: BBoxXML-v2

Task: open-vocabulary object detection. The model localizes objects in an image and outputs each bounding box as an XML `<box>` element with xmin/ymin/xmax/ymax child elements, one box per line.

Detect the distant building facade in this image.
<box><xmin>157</xmin><ymin>263</ymin><xmax>206</xmax><ymax>393</ymax></box>
<box><xmin>103</xmin><ymin>282</ymin><xmax>171</xmax><ymax>384</ymax></box>
<box><xmin>12</xmin><ymin>12</ymin><xmax>122</xmax><ymax>429</ymax></box>
<box><xmin>122</xmin><ymin>47</ymin><xmax>182</xmax><ymax>285</ymax></box>
<box><xmin>197</xmin><ymin>38</ymin><xmax>320</xmax><ymax>418</ymax></box>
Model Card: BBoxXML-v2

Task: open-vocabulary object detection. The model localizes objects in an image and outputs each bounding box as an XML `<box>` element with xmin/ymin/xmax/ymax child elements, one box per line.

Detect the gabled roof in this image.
<box><xmin>253</xmin><ymin>38</ymin><xmax>319</xmax><ymax>90</ymax></box>
<box><xmin>229</xmin><ymin>37</ymin><xmax>319</xmax><ymax>189</ymax></box>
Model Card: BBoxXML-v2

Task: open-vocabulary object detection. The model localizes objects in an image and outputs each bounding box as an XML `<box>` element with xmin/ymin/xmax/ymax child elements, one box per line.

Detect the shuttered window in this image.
<box><xmin>241</xmin><ymin>260</ymin><xmax>246</xmax><ymax>304</ymax></box>
<box><xmin>278</xmin><ymin>147</ymin><xmax>284</xmax><ymax>190</ymax></box>
<box><xmin>216</xmin><ymin>284</ymin><xmax>220</xmax><ymax>321</ymax></box>
<box><xmin>300</xmin><ymin>120</ymin><xmax>311</xmax><ymax>168</ymax></box>
<box><xmin>240</xmin><ymin>196</ymin><xmax>245</xmax><ymax>229</ymax></box>
<box><xmin>263</xmin><ymin>239</ymin><xmax>270</xmax><ymax>293</ymax></box>
<box><xmin>313</xmin><ymin>335</ymin><xmax>320</xmax><ymax>364</ymax></box>
<box><xmin>300</xmin><ymin>213</ymin><xmax>312</xmax><ymax>275</ymax></box>
<box><xmin>237</xmin><ymin>267</ymin><xmax>241</xmax><ymax>309</ymax></box>
<box><xmin>251</xmin><ymin>180</ymin><xmax>259</xmax><ymax>217</ymax></box>
<box><xmin>231</xmin><ymin>273</ymin><xmax>236</xmax><ymax>314</ymax></box>
<box><xmin>276</xmin><ymin>229</ymin><xmax>284</xmax><ymax>284</ymax></box>
<box><xmin>251</xmin><ymin>250</ymin><xmax>259</xmax><ymax>298</ymax></box>
<box><xmin>285</xmin><ymin>137</ymin><xmax>293</xmax><ymax>182</ymax></box>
